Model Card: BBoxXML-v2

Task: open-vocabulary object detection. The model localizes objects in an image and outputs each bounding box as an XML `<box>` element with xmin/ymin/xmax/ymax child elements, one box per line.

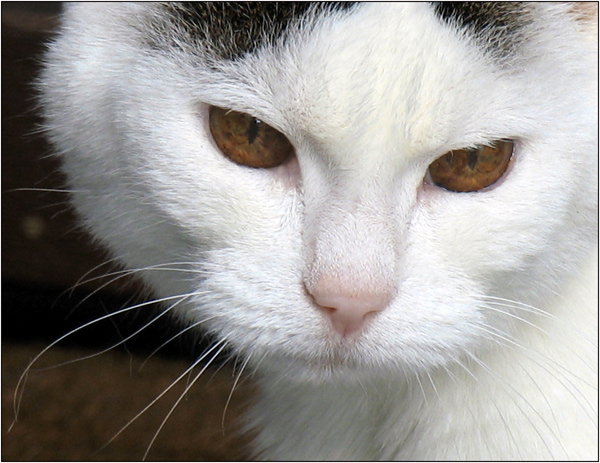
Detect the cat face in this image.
<box><xmin>42</xmin><ymin>3</ymin><xmax>597</xmax><ymax>380</ymax></box>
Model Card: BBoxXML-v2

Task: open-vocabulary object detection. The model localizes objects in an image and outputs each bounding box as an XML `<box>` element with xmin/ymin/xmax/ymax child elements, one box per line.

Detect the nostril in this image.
<box><xmin>312</xmin><ymin>292</ymin><xmax>389</xmax><ymax>316</ymax></box>
<box><xmin>310</xmin><ymin>290</ymin><xmax>390</xmax><ymax>337</ymax></box>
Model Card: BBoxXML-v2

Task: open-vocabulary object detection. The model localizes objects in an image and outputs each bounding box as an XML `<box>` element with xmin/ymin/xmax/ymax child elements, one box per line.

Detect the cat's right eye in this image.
<box><xmin>209</xmin><ymin>106</ymin><xmax>294</xmax><ymax>168</ymax></box>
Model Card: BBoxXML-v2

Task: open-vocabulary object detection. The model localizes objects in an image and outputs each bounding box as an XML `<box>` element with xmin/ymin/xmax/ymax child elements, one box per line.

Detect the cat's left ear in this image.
<box><xmin>567</xmin><ymin>2</ymin><xmax>598</xmax><ymax>42</ymax></box>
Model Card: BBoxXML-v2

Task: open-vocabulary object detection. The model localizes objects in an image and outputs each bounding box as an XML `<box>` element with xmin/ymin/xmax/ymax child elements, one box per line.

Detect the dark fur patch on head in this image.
<box><xmin>152</xmin><ymin>2</ymin><xmax>356</xmax><ymax>60</ymax></box>
<box><xmin>431</xmin><ymin>2</ymin><xmax>533</xmax><ymax>59</ymax></box>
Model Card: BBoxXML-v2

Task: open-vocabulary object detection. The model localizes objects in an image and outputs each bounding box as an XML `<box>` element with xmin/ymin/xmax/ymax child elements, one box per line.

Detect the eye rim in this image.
<box><xmin>208</xmin><ymin>105</ymin><xmax>295</xmax><ymax>169</ymax></box>
<box><xmin>427</xmin><ymin>139</ymin><xmax>515</xmax><ymax>193</ymax></box>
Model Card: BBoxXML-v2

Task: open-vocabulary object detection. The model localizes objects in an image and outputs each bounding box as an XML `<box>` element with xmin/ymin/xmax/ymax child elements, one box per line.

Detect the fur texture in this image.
<box><xmin>40</xmin><ymin>2</ymin><xmax>597</xmax><ymax>460</ymax></box>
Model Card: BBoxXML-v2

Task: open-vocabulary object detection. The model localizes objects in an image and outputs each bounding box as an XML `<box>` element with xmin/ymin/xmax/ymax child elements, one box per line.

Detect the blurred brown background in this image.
<box><xmin>2</xmin><ymin>3</ymin><xmax>254</xmax><ymax>460</ymax></box>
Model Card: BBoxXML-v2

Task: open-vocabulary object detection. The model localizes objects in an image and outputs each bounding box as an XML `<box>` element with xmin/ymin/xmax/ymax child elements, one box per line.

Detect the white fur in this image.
<box><xmin>41</xmin><ymin>3</ymin><xmax>597</xmax><ymax>460</ymax></box>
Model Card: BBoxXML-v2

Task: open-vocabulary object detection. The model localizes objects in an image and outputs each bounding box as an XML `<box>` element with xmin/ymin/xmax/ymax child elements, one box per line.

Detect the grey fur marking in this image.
<box><xmin>431</xmin><ymin>2</ymin><xmax>533</xmax><ymax>59</ymax></box>
<box><xmin>151</xmin><ymin>2</ymin><xmax>357</xmax><ymax>60</ymax></box>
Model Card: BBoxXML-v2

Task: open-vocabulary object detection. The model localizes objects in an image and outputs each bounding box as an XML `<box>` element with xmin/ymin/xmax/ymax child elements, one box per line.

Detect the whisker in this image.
<box><xmin>453</xmin><ymin>355</ymin><xmax>480</xmax><ymax>384</ymax></box>
<box><xmin>94</xmin><ymin>338</ymin><xmax>227</xmax><ymax>457</ymax></box>
<box><xmin>449</xmin><ymin>360</ymin><xmax>521</xmax><ymax>457</ymax></box>
<box><xmin>246</xmin><ymin>350</ymin><xmax>268</xmax><ymax>380</ymax></box>
<box><xmin>425</xmin><ymin>371</ymin><xmax>440</xmax><ymax>402</ymax></box>
<box><xmin>11</xmin><ymin>293</ymin><xmax>194</xmax><ymax>425</ymax></box>
<box><xmin>67</xmin><ymin>257</ymin><xmax>123</xmax><ymax>297</ymax></box>
<box><xmin>36</xmin><ymin>294</ymin><xmax>192</xmax><ymax>372</ymax></box>
<box><xmin>473</xmin><ymin>322</ymin><xmax>598</xmax><ymax>425</ymax></box>
<box><xmin>490</xmin><ymin>394</ymin><xmax>524</xmax><ymax>459</ymax></box>
<box><xmin>59</xmin><ymin>262</ymin><xmax>211</xmax><ymax>321</ymax></box>
<box><xmin>64</xmin><ymin>268</ymin><xmax>146</xmax><ymax>313</ymax></box>
<box><xmin>442</xmin><ymin>359</ymin><xmax>484</xmax><ymax>459</ymax></box>
<box><xmin>139</xmin><ymin>315</ymin><xmax>221</xmax><ymax>371</ymax></box>
<box><xmin>465</xmin><ymin>350</ymin><xmax>566</xmax><ymax>459</ymax></box>
<box><xmin>6</xmin><ymin>368</ymin><xmax>29</xmax><ymax>433</ymax></box>
<box><xmin>478</xmin><ymin>303</ymin><xmax>593</xmax><ymax>375</ymax></box>
<box><xmin>478</xmin><ymin>304</ymin><xmax>597</xmax><ymax>387</ymax></box>
<box><xmin>480</xmin><ymin>295</ymin><xmax>597</xmax><ymax>346</ymax></box>
<box><xmin>414</xmin><ymin>372</ymin><xmax>428</xmax><ymax>405</ymax></box>
<box><xmin>222</xmin><ymin>352</ymin><xmax>252</xmax><ymax>434</ymax></box>
<box><xmin>454</xmin><ymin>350</ymin><xmax>537</xmax><ymax>460</ymax></box>
<box><xmin>517</xmin><ymin>361</ymin><xmax>562</xmax><ymax>434</ymax></box>
<box><xmin>6</xmin><ymin>187</ymin><xmax>83</xmax><ymax>194</ymax></box>
<box><xmin>439</xmin><ymin>363</ymin><xmax>461</xmax><ymax>386</ymax></box>
<box><xmin>142</xmin><ymin>340</ymin><xmax>229</xmax><ymax>460</ymax></box>
<box><xmin>481</xmin><ymin>302</ymin><xmax>553</xmax><ymax>336</ymax></box>
<box><xmin>70</xmin><ymin>262</ymin><xmax>214</xmax><ymax>293</ymax></box>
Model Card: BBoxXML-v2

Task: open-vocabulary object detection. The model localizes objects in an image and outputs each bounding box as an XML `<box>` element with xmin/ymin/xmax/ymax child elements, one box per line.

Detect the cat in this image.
<box><xmin>37</xmin><ymin>2</ymin><xmax>598</xmax><ymax>460</ymax></box>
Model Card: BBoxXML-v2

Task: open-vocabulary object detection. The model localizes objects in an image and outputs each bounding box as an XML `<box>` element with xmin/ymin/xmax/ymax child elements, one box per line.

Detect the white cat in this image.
<box><xmin>39</xmin><ymin>2</ymin><xmax>598</xmax><ymax>460</ymax></box>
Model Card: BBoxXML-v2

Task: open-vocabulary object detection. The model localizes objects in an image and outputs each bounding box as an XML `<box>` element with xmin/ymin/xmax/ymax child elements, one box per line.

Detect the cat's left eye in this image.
<box><xmin>209</xmin><ymin>106</ymin><xmax>294</xmax><ymax>169</ymax></box>
<box><xmin>428</xmin><ymin>140</ymin><xmax>514</xmax><ymax>192</ymax></box>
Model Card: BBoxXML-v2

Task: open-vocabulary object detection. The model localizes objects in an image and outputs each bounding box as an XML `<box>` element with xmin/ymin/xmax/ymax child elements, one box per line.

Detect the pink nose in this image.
<box><xmin>311</xmin><ymin>290</ymin><xmax>390</xmax><ymax>337</ymax></box>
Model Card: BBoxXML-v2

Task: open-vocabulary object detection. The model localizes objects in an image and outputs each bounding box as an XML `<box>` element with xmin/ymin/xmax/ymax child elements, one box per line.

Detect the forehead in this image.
<box><xmin>140</xmin><ymin>2</ymin><xmax>537</xmax><ymax>161</ymax></box>
<box><xmin>148</xmin><ymin>2</ymin><xmax>531</xmax><ymax>62</ymax></box>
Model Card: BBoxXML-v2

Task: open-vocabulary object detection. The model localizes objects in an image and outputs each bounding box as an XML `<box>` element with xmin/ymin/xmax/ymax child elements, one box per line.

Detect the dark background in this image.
<box><xmin>2</xmin><ymin>3</ymin><xmax>253</xmax><ymax>460</ymax></box>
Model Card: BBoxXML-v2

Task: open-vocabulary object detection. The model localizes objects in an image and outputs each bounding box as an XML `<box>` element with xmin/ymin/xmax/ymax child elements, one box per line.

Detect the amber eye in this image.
<box><xmin>428</xmin><ymin>140</ymin><xmax>514</xmax><ymax>192</ymax></box>
<box><xmin>208</xmin><ymin>106</ymin><xmax>294</xmax><ymax>168</ymax></box>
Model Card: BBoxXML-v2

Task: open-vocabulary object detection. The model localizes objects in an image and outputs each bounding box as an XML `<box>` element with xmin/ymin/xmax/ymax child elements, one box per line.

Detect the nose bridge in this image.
<box><xmin>303</xmin><ymin>187</ymin><xmax>398</xmax><ymax>298</ymax></box>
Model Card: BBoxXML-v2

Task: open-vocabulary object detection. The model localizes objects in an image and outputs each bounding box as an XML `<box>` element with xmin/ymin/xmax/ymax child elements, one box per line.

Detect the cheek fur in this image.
<box><xmin>37</xmin><ymin>1</ymin><xmax>598</xmax><ymax>460</ymax></box>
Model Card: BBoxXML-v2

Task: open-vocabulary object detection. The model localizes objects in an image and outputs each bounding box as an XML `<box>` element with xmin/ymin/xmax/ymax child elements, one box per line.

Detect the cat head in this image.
<box><xmin>41</xmin><ymin>3</ymin><xmax>597</xmax><ymax>380</ymax></box>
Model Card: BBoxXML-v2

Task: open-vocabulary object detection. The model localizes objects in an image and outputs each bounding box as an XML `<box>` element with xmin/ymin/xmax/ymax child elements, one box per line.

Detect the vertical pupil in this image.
<box><xmin>247</xmin><ymin>118</ymin><xmax>261</xmax><ymax>144</ymax></box>
<box><xmin>466</xmin><ymin>149</ymin><xmax>478</xmax><ymax>170</ymax></box>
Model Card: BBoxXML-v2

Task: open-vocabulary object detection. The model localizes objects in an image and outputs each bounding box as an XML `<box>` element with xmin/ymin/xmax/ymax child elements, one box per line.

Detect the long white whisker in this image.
<box><xmin>222</xmin><ymin>352</ymin><xmax>252</xmax><ymax>434</ymax></box>
<box><xmin>481</xmin><ymin>307</ymin><xmax>596</xmax><ymax>388</ymax></box>
<box><xmin>66</xmin><ymin>268</ymin><xmax>145</xmax><ymax>311</ymax></box>
<box><xmin>517</xmin><ymin>360</ymin><xmax>562</xmax><ymax>434</ymax></box>
<box><xmin>70</xmin><ymin>262</ymin><xmax>214</xmax><ymax>293</ymax></box>
<box><xmin>67</xmin><ymin>257</ymin><xmax>123</xmax><ymax>297</ymax></box>
<box><xmin>445</xmin><ymin>360</ymin><xmax>486</xmax><ymax>459</ymax></box>
<box><xmin>453</xmin><ymin>355</ymin><xmax>480</xmax><ymax>384</ymax></box>
<box><xmin>455</xmin><ymin>346</ymin><xmax>541</xmax><ymax>460</ymax></box>
<box><xmin>7</xmin><ymin>187</ymin><xmax>82</xmax><ymax>194</ymax></box>
<box><xmin>96</xmin><ymin>338</ymin><xmax>227</xmax><ymax>457</ymax></box>
<box><xmin>473</xmin><ymin>322</ymin><xmax>598</xmax><ymax>425</ymax></box>
<box><xmin>143</xmin><ymin>340</ymin><xmax>228</xmax><ymax>460</ymax></box>
<box><xmin>475</xmin><ymin>367</ymin><xmax>524</xmax><ymax>461</ymax></box>
<box><xmin>247</xmin><ymin>350</ymin><xmax>268</xmax><ymax>379</ymax></box>
<box><xmin>63</xmin><ymin>261</ymin><xmax>208</xmax><ymax>312</ymax></box>
<box><xmin>425</xmin><ymin>371</ymin><xmax>440</xmax><ymax>402</ymax></box>
<box><xmin>477</xmin><ymin>305</ymin><xmax>598</xmax><ymax>391</ymax></box>
<box><xmin>36</xmin><ymin>295</ymin><xmax>193</xmax><ymax>372</ymax></box>
<box><xmin>138</xmin><ymin>318</ymin><xmax>216</xmax><ymax>371</ymax></box>
<box><xmin>414</xmin><ymin>372</ymin><xmax>428</xmax><ymax>405</ymax></box>
<box><xmin>11</xmin><ymin>293</ymin><xmax>192</xmax><ymax>425</ymax></box>
<box><xmin>480</xmin><ymin>295</ymin><xmax>597</xmax><ymax>347</ymax></box>
<box><xmin>465</xmin><ymin>349</ymin><xmax>568</xmax><ymax>459</ymax></box>
<box><xmin>482</xmin><ymin>302</ymin><xmax>553</xmax><ymax>336</ymax></box>
<box><xmin>453</xmin><ymin>353</ymin><xmax>533</xmax><ymax>459</ymax></box>
<box><xmin>483</xmin><ymin>302</ymin><xmax>597</xmax><ymax>379</ymax></box>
